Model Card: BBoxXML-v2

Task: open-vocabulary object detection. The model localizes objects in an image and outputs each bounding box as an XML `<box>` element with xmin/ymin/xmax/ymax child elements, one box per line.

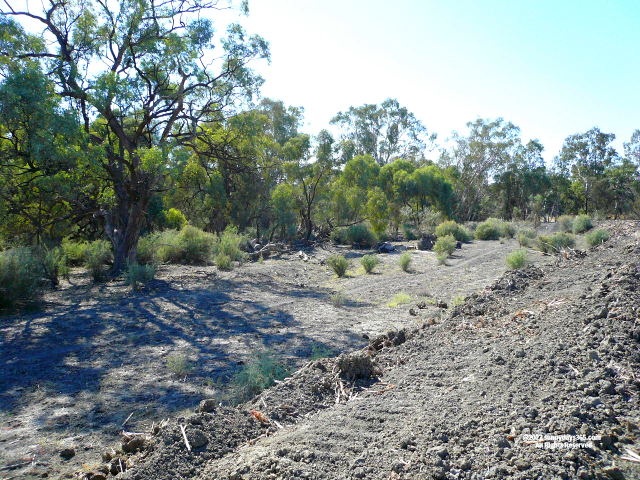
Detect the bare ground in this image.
<box><xmin>2</xmin><ymin>223</ymin><xmax>639</xmax><ymax>480</ymax></box>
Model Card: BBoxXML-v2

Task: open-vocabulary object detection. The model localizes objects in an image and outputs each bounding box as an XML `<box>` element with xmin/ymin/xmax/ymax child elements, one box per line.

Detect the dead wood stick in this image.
<box><xmin>180</xmin><ymin>424</ymin><xmax>192</xmax><ymax>452</ymax></box>
<box><xmin>122</xmin><ymin>412</ymin><xmax>134</xmax><ymax>427</ymax></box>
<box><xmin>0</xmin><ymin>461</ymin><xmax>32</xmax><ymax>471</ymax></box>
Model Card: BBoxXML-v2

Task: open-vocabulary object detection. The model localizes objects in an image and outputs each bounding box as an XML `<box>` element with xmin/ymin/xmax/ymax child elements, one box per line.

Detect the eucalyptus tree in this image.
<box><xmin>330</xmin><ymin>98</ymin><xmax>437</xmax><ymax>165</ymax></box>
<box><xmin>554</xmin><ymin>127</ymin><xmax>618</xmax><ymax>214</ymax></box>
<box><xmin>0</xmin><ymin>0</ymin><xmax>268</xmax><ymax>273</ymax></box>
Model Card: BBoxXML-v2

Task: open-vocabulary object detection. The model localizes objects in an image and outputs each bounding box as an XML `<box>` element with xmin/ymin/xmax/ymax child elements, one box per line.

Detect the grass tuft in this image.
<box><xmin>360</xmin><ymin>254</ymin><xmax>379</xmax><ymax>274</ymax></box>
<box><xmin>399</xmin><ymin>252</ymin><xmax>412</xmax><ymax>272</ymax></box>
<box><xmin>327</xmin><ymin>254</ymin><xmax>349</xmax><ymax>277</ymax></box>
<box><xmin>505</xmin><ymin>249</ymin><xmax>528</xmax><ymax>269</ymax></box>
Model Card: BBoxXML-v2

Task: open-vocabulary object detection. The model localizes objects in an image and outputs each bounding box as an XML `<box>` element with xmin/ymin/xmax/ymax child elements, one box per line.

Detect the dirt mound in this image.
<box><xmin>104</xmin><ymin>222</ymin><xmax>640</xmax><ymax>480</ymax></box>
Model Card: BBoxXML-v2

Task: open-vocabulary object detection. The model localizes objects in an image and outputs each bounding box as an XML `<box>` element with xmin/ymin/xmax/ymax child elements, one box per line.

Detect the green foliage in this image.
<box><xmin>388</xmin><ymin>292</ymin><xmax>411</xmax><ymax>307</ymax></box>
<box><xmin>124</xmin><ymin>262</ymin><xmax>157</xmax><ymax>287</ymax></box>
<box><xmin>585</xmin><ymin>228</ymin><xmax>610</xmax><ymax>247</ymax></box>
<box><xmin>436</xmin><ymin>252</ymin><xmax>447</xmax><ymax>265</ymax></box>
<box><xmin>399</xmin><ymin>252</ymin><xmax>412</xmax><ymax>272</ymax></box>
<box><xmin>61</xmin><ymin>238</ymin><xmax>88</xmax><ymax>267</ymax></box>
<box><xmin>309</xmin><ymin>344</ymin><xmax>335</xmax><ymax>360</ymax></box>
<box><xmin>0</xmin><ymin>247</ymin><xmax>43</xmax><ymax>309</ymax></box>
<box><xmin>474</xmin><ymin>218</ymin><xmax>515</xmax><ymax>240</ymax></box>
<box><xmin>516</xmin><ymin>227</ymin><xmax>537</xmax><ymax>247</ymax></box>
<box><xmin>137</xmin><ymin>233</ymin><xmax>161</xmax><ymax>265</ymax></box>
<box><xmin>42</xmin><ymin>247</ymin><xmax>69</xmax><ymax>284</ymax></box>
<box><xmin>84</xmin><ymin>240</ymin><xmax>112</xmax><ymax>281</ymax></box>
<box><xmin>166</xmin><ymin>354</ymin><xmax>194</xmax><ymax>377</ymax></box>
<box><xmin>433</xmin><ymin>234</ymin><xmax>457</xmax><ymax>256</ymax></box>
<box><xmin>435</xmin><ymin>220</ymin><xmax>471</xmax><ymax>242</ymax></box>
<box><xmin>403</xmin><ymin>224</ymin><xmax>419</xmax><ymax>241</ymax></box>
<box><xmin>505</xmin><ymin>249</ymin><xmax>528</xmax><ymax>269</ymax></box>
<box><xmin>558</xmin><ymin>215</ymin><xmax>574</xmax><ymax>232</ymax></box>
<box><xmin>214</xmin><ymin>226</ymin><xmax>247</xmax><ymax>262</ymax></box>
<box><xmin>327</xmin><ymin>254</ymin><xmax>349</xmax><ymax>277</ymax></box>
<box><xmin>215</xmin><ymin>253</ymin><xmax>232</xmax><ymax>271</ymax></box>
<box><xmin>572</xmin><ymin>214</ymin><xmax>593</xmax><ymax>233</ymax></box>
<box><xmin>331</xmin><ymin>292</ymin><xmax>346</xmax><ymax>307</ymax></box>
<box><xmin>157</xmin><ymin>226</ymin><xmax>216</xmax><ymax>264</ymax></box>
<box><xmin>536</xmin><ymin>232</ymin><xmax>576</xmax><ymax>253</ymax></box>
<box><xmin>360</xmin><ymin>254</ymin><xmax>379</xmax><ymax>274</ymax></box>
<box><xmin>333</xmin><ymin>224</ymin><xmax>375</xmax><ymax>247</ymax></box>
<box><xmin>230</xmin><ymin>349</ymin><xmax>290</xmax><ymax>403</ymax></box>
<box><xmin>164</xmin><ymin>208</ymin><xmax>187</xmax><ymax>230</ymax></box>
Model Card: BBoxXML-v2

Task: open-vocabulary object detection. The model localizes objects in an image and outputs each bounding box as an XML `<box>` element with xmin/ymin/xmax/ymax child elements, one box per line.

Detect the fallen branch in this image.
<box><xmin>621</xmin><ymin>447</ymin><xmax>640</xmax><ymax>463</ymax></box>
<box><xmin>179</xmin><ymin>424</ymin><xmax>192</xmax><ymax>452</ymax></box>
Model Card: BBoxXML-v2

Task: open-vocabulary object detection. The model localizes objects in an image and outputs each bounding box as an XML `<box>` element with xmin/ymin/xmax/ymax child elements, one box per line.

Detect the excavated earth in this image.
<box><xmin>1</xmin><ymin>221</ymin><xmax>640</xmax><ymax>480</ymax></box>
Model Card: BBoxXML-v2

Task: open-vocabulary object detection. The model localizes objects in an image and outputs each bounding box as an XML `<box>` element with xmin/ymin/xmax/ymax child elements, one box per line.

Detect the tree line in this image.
<box><xmin>1</xmin><ymin>1</ymin><xmax>639</xmax><ymax>275</ymax></box>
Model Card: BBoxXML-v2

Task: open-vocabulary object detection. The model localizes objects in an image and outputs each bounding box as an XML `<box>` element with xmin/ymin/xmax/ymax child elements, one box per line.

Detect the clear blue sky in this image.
<box><xmin>221</xmin><ymin>0</ymin><xmax>640</xmax><ymax>162</ymax></box>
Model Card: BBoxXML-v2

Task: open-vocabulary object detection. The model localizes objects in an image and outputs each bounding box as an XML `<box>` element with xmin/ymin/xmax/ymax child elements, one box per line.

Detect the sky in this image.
<box><xmin>218</xmin><ymin>0</ymin><xmax>640</xmax><ymax>162</ymax></box>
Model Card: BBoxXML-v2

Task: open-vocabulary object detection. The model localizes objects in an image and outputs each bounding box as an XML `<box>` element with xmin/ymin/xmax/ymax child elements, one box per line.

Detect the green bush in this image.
<box><xmin>84</xmin><ymin>240</ymin><xmax>112</xmax><ymax>281</ymax></box>
<box><xmin>505</xmin><ymin>249</ymin><xmax>528</xmax><ymax>269</ymax></box>
<box><xmin>436</xmin><ymin>252</ymin><xmax>447</xmax><ymax>266</ymax></box>
<box><xmin>516</xmin><ymin>227</ymin><xmax>537</xmax><ymax>247</ymax></box>
<box><xmin>434</xmin><ymin>234</ymin><xmax>457</xmax><ymax>256</ymax></box>
<box><xmin>125</xmin><ymin>261</ymin><xmax>157</xmax><ymax>287</ymax></box>
<box><xmin>214</xmin><ymin>226</ymin><xmax>247</xmax><ymax>263</ymax></box>
<box><xmin>536</xmin><ymin>232</ymin><xmax>575</xmax><ymax>253</ymax></box>
<box><xmin>215</xmin><ymin>253</ymin><xmax>232</xmax><ymax>271</ymax></box>
<box><xmin>572</xmin><ymin>214</ymin><xmax>593</xmax><ymax>234</ymax></box>
<box><xmin>331</xmin><ymin>292</ymin><xmax>346</xmax><ymax>307</ymax></box>
<box><xmin>61</xmin><ymin>238</ymin><xmax>88</xmax><ymax>266</ymax></box>
<box><xmin>137</xmin><ymin>233</ymin><xmax>161</xmax><ymax>264</ymax></box>
<box><xmin>585</xmin><ymin>228</ymin><xmax>610</xmax><ymax>247</ymax></box>
<box><xmin>333</xmin><ymin>224</ymin><xmax>376</xmax><ymax>247</ymax></box>
<box><xmin>360</xmin><ymin>254</ymin><xmax>379</xmax><ymax>273</ymax></box>
<box><xmin>0</xmin><ymin>247</ymin><xmax>43</xmax><ymax>309</ymax></box>
<box><xmin>157</xmin><ymin>226</ymin><xmax>216</xmax><ymax>264</ymax></box>
<box><xmin>388</xmin><ymin>292</ymin><xmax>411</xmax><ymax>307</ymax></box>
<box><xmin>230</xmin><ymin>349</ymin><xmax>290</xmax><ymax>403</ymax></box>
<box><xmin>558</xmin><ymin>215</ymin><xmax>574</xmax><ymax>232</ymax></box>
<box><xmin>399</xmin><ymin>252</ymin><xmax>412</xmax><ymax>272</ymax></box>
<box><xmin>327</xmin><ymin>254</ymin><xmax>349</xmax><ymax>277</ymax></box>
<box><xmin>42</xmin><ymin>247</ymin><xmax>69</xmax><ymax>285</ymax></box>
<box><xmin>402</xmin><ymin>224</ymin><xmax>419</xmax><ymax>241</ymax></box>
<box><xmin>164</xmin><ymin>208</ymin><xmax>187</xmax><ymax>230</ymax></box>
<box><xmin>435</xmin><ymin>220</ymin><xmax>471</xmax><ymax>242</ymax></box>
<box><xmin>474</xmin><ymin>218</ymin><xmax>515</xmax><ymax>240</ymax></box>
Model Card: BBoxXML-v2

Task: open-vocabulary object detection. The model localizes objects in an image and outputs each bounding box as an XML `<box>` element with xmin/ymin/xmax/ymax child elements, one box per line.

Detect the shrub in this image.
<box><xmin>388</xmin><ymin>292</ymin><xmax>411</xmax><ymax>307</ymax></box>
<box><xmin>536</xmin><ymin>232</ymin><xmax>575</xmax><ymax>253</ymax></box>
<box><xmin>0</xmin><ymin>247</ymin><xmax>43</xmax><ymax>309</ymax></box>
<box><xmin>310</xmin><ymin>344</ymin><xmax>335</xmax><ymax>360</ymax></box>
<box><xmin>558</xmin><ymin>215</ymin><xmax>574</xmax><ymax>232</ymax></box>
<box><xmin>327</xmin><ymin>254</ymin><xmax>349</xmax><ymax>277</ymax></box>
<box><xmin>572</xmin><ymin>214</ymin><xmax>593</xmax><ymax>234</ymax></box>
<box><xmin>436</xmin><ymin>252</ymin><xmax>447</xmax><ymax>265</ymax></box>
<box><xmin>517</xmin><ymin>228</ymin><xmax>537</xmax><ymax>247</ymax></box>
<box><xmin>230</xmin><ymin>349</ymin><xmax>290</xmax><ymax>403</ymax></box>
<box><xmin>435</xmin><ymin>220</ymin><xmax>471</xmax><ymax>242</ymax></box>
<box><xmin>399</xmin><ymin>252</ymin><xmax>412</xmax><ymax>272</ymax></box>
<box><xmin>585</xmin><ymin>228</ymin><xmax>610</xmax><ymax>247</ymax></box>
<box><xmin>434</xmin><ymin>234</ymin><xmax>457</xmax><ymax>256</ymax></box>
<box><xmin>137</xmin><ymin>233</ymin><xmax>161</xmax><ymax>264</ymax></box>
<box><xmin>505</xmin><ymin>249</ymin><xmax>528</xmax><ymax>269</ymax></box>
<box><xmin>215</xmin><ymin>253</ymin><xmax>232</xmax><ymax>271</ymax></box>
<box><xmin>157</xmin><ymin>226</ymin><xmax>216</xmax><ymax>264</ymax></box>
<box><xmin>360</xmin><ymin>254</ymin><xmax>379</xmax><ymax>273</ymax></box>
<box><xmin>84</xmin><ymin>240</ymin><xmax>112</xmax><ymax>281</ymax></box>
<box><xmin>214</xmin><ymin>226</ymin><xmax>247</xmax><ymax>263</ymax></box>
<box><xmin>166</xmin><ymin>354</ymin><xmax>194</xmax><ymax>377</ymax></box>
<box><xmin>333</xmin><ymin>224</ymin><xmax>376</xmax><ymax>247</ymax></box>
<box><xmin>61</xmin><ymin>238</ymin><xmax>88</xmax><ymax>266</ymax></box>
<box><xmin>125</xmin><ymin>261</ymin><xmax>157</xmax><ymax>287</ymax></box>
<box><xmin>331</xmin><ymin>292</ymin><xmax>346</xmax><ymax>307</ymax></box>
<box><xmin>474</xmin><ymin>218</ymin><xmax>515</xmax><ymax>240</ymax></box>
<box><xmin>42</xmin><ymin>247</ymin><xmax>69</xmax><ymax>285</ymax></box>
<box><xmin>403</xmin><ymin>224</ymin><xmax>419</xmax><ymax>241</ymax></box>
<box><xmin>164</xmin><ymin>208</ymin><xmax>187</xmax><ymax>230</ymax></box>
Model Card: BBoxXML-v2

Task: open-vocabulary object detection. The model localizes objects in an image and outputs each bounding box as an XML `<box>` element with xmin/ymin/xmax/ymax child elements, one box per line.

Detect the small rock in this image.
<box><xmin>602</xmin><ymin>466</ymin><xmax>624</xmax><ymax>480</ymax></box>
<box><xmin>188</xmin><ymin>428</ymin><xmax>208</xmax><ymax>448</ymax></box>
<box><xmin>122</xmin><ymin>435</ymin><xmax>146</xmax><ymax>453</ymax></box>
<box><xmin>197</xmin><ymin>398</ymin><xmax>217</xmax><ymax>413</ymax></box>
<box><xmin>409</xmin><ymin>308</ymin><xmax>418</xmax><ymax>316</ymax></box>
<box><xmin>89</xmin><ymin>474</ymin><xmax>107</xmax><ymax>480</ymax></box>
<box><xmin>587</xmin><ymin>350</ymin><xmax>602</xmax><ymax>362</ymax></box>
<box><xmin>515</xmin><ymin>459</ymin><xmax>531</xmax><ymax>471</ymax></box>
<box><xmin>59</xmin><ymin>448</ymin><xmax>75</xmax><ymax>458</ymax></box>
<box><xmin>596</xmin><ymin>307</ymin><xmax>609</xmax><ymax>319</ymax></box>
<box><xmin>417</xmin><ymin>301</ymin><xmax>427</xmax><ymax>309</ymax></box>
<box><xmin>436</xmin><ymin>301</ymin><xmax>448</xmax><ymax>309</ymax></box>
<box><xmin>515</xmin><ymin>349</ymin><xmax>525</xmax><ymax>358</ymax></box>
